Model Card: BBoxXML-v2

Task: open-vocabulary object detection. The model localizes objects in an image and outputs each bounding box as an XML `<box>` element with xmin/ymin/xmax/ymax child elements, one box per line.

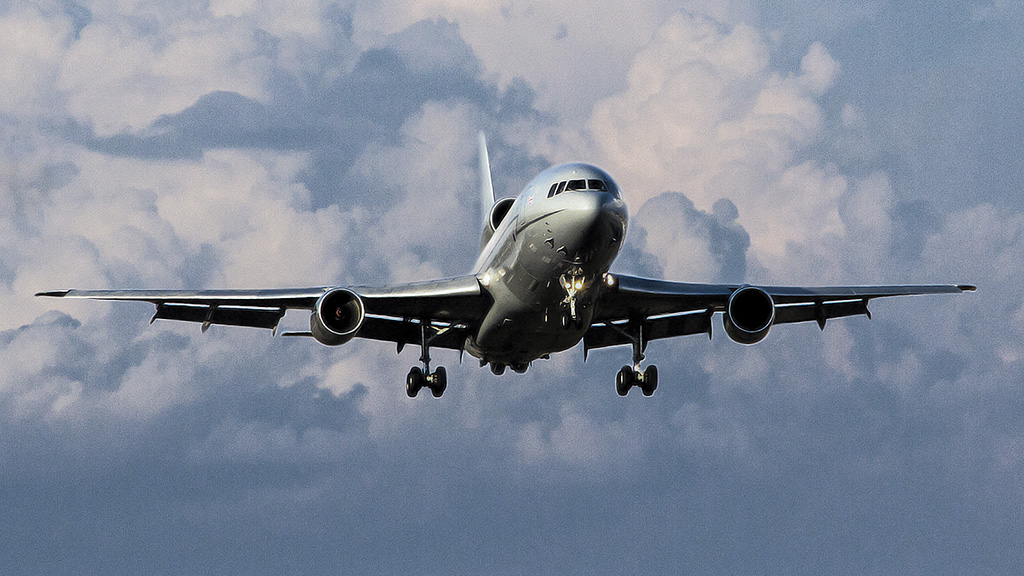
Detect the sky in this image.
<box><xmin>1</xmin><ymin>0</ymin><xmax>1022</xmax><ymax>574</ymax></box>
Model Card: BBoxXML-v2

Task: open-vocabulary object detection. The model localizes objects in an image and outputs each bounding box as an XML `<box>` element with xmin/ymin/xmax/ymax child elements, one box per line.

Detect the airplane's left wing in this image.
<box><xmin>585</xmin><ymin>273</ymin><xmax>975</xmax><ymax>354</ymax></box>
<box><xmin>36</xmin><ymin>276</ymin><xmax>490</xmax><ymax>350</ymax></box>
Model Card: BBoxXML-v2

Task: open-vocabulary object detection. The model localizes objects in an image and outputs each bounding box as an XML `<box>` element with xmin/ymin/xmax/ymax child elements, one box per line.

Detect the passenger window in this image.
<box><xmin>548</xmin><ymin>183</ymin><xmax>558</xmax><ymax>197</ymax></box>
<box><xmin>588</xmin><ymin>179</ymin><xmax>607</xmax><ymax>191</ymax></box>
<box><xmin>556</xmin><ymin>181</ymin><xmax>567</xmax><ymax>194</ymax></box>
<box><xmin>566</xmin><ymin>179</ymin><xmax>587</xmax><ymax>191</ymax></box>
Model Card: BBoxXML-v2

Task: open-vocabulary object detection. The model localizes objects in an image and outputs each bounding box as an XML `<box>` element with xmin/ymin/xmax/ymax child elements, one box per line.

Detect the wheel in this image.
<box><xmin>406</xmin><ymin>367</ymin><xmax>423</xmax><ymax>397</ymax></box>
<box><xmin>616</xmin><ymin>366</ymin><xmax>633</xmax><ymax>396</ymax></box>
<box><xmin>640</xmin><ymin>365</ymin><xmax>658</xmax><ymax>397</ymax></box>
<box><xmin>430</xmin><ymin>366</ymin><xmax>447</xmax><ymax>398</ymax></box>
<box><xmin>491</xmin><ymin>362</ymin><xmax>506</xmax><ymax>376</ymax></box>
<box><xmin>511</xmin><ymin>362</ymin><xmax>529</xmax><ymax>374</ymax></box>
<box><xmin>560</xmin><ymin>313</ymin><xmax>571</xmax><ymax>330</ymax></box>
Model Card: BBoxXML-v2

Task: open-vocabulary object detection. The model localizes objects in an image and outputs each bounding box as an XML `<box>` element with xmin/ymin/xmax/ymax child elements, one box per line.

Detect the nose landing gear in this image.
<box><xmin>559</xmin><ymin>267</ymin><xmax>588</xmax><ymax>330</ymax></box>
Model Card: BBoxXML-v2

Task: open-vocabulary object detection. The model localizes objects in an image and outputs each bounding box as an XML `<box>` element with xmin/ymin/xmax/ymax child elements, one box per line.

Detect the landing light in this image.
<box><xmin>605</xmin><ymin>274</ymin><xmax>616</xmax><ymax>287</ymax></box>
<box><xmin>574</xmin><ymin>281</ymin><xmax>584</xmax><ymax>290</ymax></box>
<box><xmin>481</xmin><ymin>272</ymin><xmax>492</xmax><ymax>287</ymax></box>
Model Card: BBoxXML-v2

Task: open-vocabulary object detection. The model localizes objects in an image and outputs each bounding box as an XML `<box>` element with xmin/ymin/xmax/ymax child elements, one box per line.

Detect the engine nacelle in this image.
<box><xmin>480</xmin><ymin>197</ymin><xmax>517</xmax><ymax>249</ymax></box>
<box><xmin>310</xmin><ymin>288</ymin><xmax>365</xmax><ymax>346</ymax></box>
<box><xmin>723</xmin><ymin>286</ymin><xmax>775</xmax><ymax>345</ymax></box>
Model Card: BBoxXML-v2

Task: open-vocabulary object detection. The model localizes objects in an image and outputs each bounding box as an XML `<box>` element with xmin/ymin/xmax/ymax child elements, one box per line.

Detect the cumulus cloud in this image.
<box><xmin>633</xmin><ymin>192</ymin><xmax>749</xmax><ymax>282</ymax></box>
<box><xmin>581</xmin><ymin>14</ymin><xmax>852</xmax><ymax>270</ymax></box>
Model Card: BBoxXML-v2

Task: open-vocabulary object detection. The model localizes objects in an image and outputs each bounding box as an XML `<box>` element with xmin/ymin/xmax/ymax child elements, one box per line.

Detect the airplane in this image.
<box><xmin>37</xmin><ymin>133</ymin><xmax>975</xmax><ymax>398</ymax></box>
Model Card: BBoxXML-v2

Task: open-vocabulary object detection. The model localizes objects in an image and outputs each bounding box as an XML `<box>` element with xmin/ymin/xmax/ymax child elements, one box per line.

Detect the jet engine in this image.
<box><xmin>480</xmin><ymin>197</ymin><xmax>517</xmax><ymax>248</ymax></box>
<box><xmin>310</xmin><ymin>288</ymin><xmax>365</xmax><ymax>346</ymax></box>
<box><xmin>723</xmin><ymin>286</ymin><xmax>775</xmax><ymax>345</ymax></box>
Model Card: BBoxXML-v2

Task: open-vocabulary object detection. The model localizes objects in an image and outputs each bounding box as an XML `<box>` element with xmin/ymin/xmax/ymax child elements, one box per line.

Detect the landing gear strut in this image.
<box><xmin>615</xmin><ymin>321</ymin><xmax>658</xmax><ymax>397</ymax></box>
<box><xmin>406</xmin><ymin>322</ymin><xmax>447</xmax><ymax>398</ymax></box>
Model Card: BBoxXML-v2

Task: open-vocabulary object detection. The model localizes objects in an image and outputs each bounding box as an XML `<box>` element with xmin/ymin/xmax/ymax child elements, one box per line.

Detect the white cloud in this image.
<box><xmin>578</xmin><ymin>14</ymin><xmax>853</xmax><ymax>272</ymax></box>
<box><xmin>353</xmin><ymin>101</ymin><xmax>483</xmax><ymax>281</ymax></box>
<box><xmin>0</xmin><ymin>1</ymin><xmax>314</xmax><ymax>136</ymax></box>
<box><xmin>349</xmin><ymin>0</ymin><xmax>676</xmax><ymax>121</ymax></box>
<box><xmin>0</xmin><ymin>3</ymin><xmax>74</xmax><ymax>116</ymax></box>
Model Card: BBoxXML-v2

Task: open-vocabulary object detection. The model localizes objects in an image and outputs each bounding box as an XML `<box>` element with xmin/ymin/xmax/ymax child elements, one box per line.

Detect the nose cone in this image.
<box><xmin>590</xmin><ymin>191</ymin><xmax>628</xmax><ymax>242</ymax></box>
<box><xmin>562</xmin><ymin>191</ymin><xmax>628</xmax><ymax>263</ymax></box>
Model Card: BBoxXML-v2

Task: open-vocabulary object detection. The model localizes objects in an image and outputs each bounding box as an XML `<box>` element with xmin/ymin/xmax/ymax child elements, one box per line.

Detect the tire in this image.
<box><xmin>616</xmin><ymin>366</ymin><xmax>632</xmax><ymax>397</ymax></box>
<box><xmin>431</xmin><ymin>367</ymin><xmax>447</xmax><ymax>398</ymax></box>
<box><xmin>641</xmin><ymin>365</ymin><xmax>658</xmax><ymax>397</ymax></box>
<box><xmin>406</xmin><ymin>367</ymin><xmax>423</xmax><ymax>398</ymax></box>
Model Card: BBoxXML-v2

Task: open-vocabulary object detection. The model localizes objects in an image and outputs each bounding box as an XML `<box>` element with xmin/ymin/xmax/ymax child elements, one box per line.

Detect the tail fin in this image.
<box><xmin>478</xmin><ymin>131</ymin><xmax>494</xmax><ymax>225</ymax></box>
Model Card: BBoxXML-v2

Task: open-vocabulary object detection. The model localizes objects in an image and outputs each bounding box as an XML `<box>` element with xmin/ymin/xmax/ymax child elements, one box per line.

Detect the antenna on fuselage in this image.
<box><xmin>478</xmin><ymin>131</ymin><xmax>494</xmax><ymax>225</ymax></box>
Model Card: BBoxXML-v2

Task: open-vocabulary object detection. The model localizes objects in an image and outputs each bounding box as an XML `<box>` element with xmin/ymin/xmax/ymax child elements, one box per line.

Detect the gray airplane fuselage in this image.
<box><xmin>465</xmin><ymin>163</ymin><xmax>627</xmax><ymax>366</ymax></box>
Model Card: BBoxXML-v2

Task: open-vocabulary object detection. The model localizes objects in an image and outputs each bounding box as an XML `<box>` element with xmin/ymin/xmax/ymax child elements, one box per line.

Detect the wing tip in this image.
<box><xmin>958</xmin><ymin>284</ymin><xmax>977</xmax><ymax>292</ymax></box>
<box><xmin>36</xmin><ymin>290</ymin><xmax>71</xmax><ymax>298</ymax></box>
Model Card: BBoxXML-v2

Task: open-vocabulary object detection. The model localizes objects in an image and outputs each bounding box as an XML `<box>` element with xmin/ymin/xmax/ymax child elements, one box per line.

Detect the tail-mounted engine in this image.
<box><xmin>723</xmin><ymin>286</ymin><xmax>775</xmax><ymax>345</ymax></box>
<box><xmin>310</xmin><ymin>288</ymin><xmax>365</xmax><ymax>346</ymax></box>
<box><xmin>480</xmin><ymin>197</ymin><xmax>517</xmax><ymax>249</ymax></box>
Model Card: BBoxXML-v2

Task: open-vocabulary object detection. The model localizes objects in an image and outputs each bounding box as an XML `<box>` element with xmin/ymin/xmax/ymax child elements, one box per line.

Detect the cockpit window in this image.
<box><xmin>545</xmin><ymin>177</ymin><xmax>619</xmax><ymax>198</ymax></box>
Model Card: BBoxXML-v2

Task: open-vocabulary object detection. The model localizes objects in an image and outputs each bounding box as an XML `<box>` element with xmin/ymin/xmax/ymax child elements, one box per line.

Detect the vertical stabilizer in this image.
<box><xmin>478</xmin><ymin>131</ymin><xmax>494</xmax><ymax>225</ymax></box>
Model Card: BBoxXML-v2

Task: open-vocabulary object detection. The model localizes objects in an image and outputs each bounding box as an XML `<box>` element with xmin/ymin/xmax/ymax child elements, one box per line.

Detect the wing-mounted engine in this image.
<box><xmin>310</xmin><ymin>288</ymin><xmax>365</xmax><ymax>346</ymax></box>
<box><xmin>723</xmin><ymin>286</ymin><xmax>775</xmax><ymax>344</ymax></box>
<box><xmin>480</xmin><ymin>197</ymin><xmax>516</xmax><ymax>250</ymax></box>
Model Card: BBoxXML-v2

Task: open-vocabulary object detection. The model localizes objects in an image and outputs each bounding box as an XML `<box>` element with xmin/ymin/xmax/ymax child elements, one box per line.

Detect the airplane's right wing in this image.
<box><xmin>37</xmin><ymin>275</ymin><xmax>492</xmax><ymax>351</ymax></box>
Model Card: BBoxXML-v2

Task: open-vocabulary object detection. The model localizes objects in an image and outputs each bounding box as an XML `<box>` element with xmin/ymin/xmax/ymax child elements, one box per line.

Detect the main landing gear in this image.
<box><xmin>617</xmin><ymin>364</ymin><xmax>658</xmax><ymax>397</ymax></box>
<box><xmin>407</xmin><ymin>365</ymin><xmax>446</xmax><ymax>398</ymax></box>
<box><xmin>406</xmin><ymin>322</ymin><xmax>447</xmax><ymax>398</ymax></box>
<box><xmin>615</xmin><ymin>321</ymin><xmax>658</xmax><ymax>397</ymax></box>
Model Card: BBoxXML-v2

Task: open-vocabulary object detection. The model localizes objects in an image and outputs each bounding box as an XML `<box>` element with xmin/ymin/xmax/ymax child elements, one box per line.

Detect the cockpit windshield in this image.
<box><xmin>546</xmin><ymin>178</ymin><xmax>618</xmax><ymax>198</ymax></box>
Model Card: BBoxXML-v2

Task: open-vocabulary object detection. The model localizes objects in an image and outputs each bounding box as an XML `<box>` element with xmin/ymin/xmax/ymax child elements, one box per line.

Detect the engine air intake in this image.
<box><xmin>724</xmin><ymin>286</ymin><xmax>775</xmax><ymax>344</ymax></box>
<box><xmin>311</xmin><ymin>288</ymin><xmax>365</xmax><ymax>346</ymax></box>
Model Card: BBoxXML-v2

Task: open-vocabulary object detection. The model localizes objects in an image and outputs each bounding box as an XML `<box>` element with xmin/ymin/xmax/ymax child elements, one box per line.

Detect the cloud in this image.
<box><xmin>583</xmin><ymin>14</ymin><xmax>850</xmax><ymax>269</ymax></box>
<box><xmin>633</xmin><ymin>192</ymin><xmax>750</xmax><ymax>282</ymax></box>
